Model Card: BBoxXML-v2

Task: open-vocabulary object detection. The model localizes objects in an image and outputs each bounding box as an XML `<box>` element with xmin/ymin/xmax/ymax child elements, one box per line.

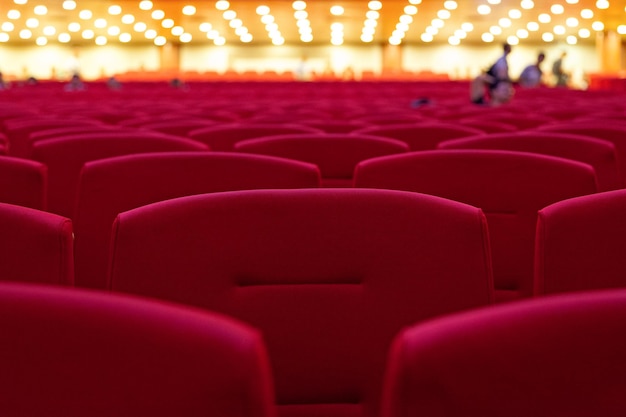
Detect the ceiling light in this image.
<box><xmin>292</xmin><ymin>1</ymin><xmax>306</xmax><ymax>10</ymax></box>
<box><xmin>34</xmin><ymin>5</ymin><xmax>47</xmax><ymax>15</ymax></box>
<box><xmin>578</xmin><ymin>28</ymin><xmax>590</xmax><ymax>37</ymax></box>
<box><xmin>527</xmin><ymin>21</ymin><xmax>539</xmax><ymax>31</ymax></box>
<box><xmin>26</xmin><ymin>18</ymin><xmax>39</xmax><ymax>28</ymax></box>
<box><xmin>477</xmin><ymin>5</ymin><xmax>491</xmax><ymax>15</ymax></box>
<box><xmin>162</xmin><ymin>19</ymin><xmax>174</xmax><ymax>28</ymax></box>
<box><xmin>538</xmin><ymin>13</ymin><xmax>551</xmax><ymax>23</ymax></box>
<box><xmin>580</xmin><ymin>9</ymin><xmax>593</xmax><ymax>18</ymax></box>
<box><xmin>7</xmin><ymin>10</ymin><xmax>20</xmax><ymax>19</ymax></box>
<box><xmin>566</xmin><ymin>17</ymin><xmax>579</xmax><ymax>27</ymax></box>
<box><xmin>154</xmin><ymin>36</ymin><xmax>166</xmax><ymax>46</ymax></box>
<box><xmin>79</xmin><ymin>10</ymin><xmax>92</xmax><ymax>19</ymax></box>
<box><xmin>214</xmin><ymin>36</ymin><xmax>226</xmax><ymax>45</ymax></box>
<box><xmin>241</xmin><ymin>33</ymin><xmax>253</xmax><ymax>42</ymax></box>
<box><xmin>368</xmin><ymin>1</ymin><xmax>382</xmax><ymax>11</ymax></box>
<box><xmin>507</xmin><ymin>35</ymin><xmax>519</xmax><ymax>45</ymax></box>
<box><xmin>542</xmin><ymin>32</ymin><xmax>554</xmax><ymax>41</ymax></box>
<box><xmin>107</xmin><ymin>26</ymin><xmax>121</xmax><ymax>35</ymax></box>
<box><xmin>330</xmin><ymin>5</ymin><xmax>344</xmax><ymax>15</ymax></box>
<box><xmin>19</xmin><ymin>29</ymin><xmax>32</xmax><ymax>39</ymax></box>
<box><xmin>0</xmin><ymin>34</ymin><xmax>9</xmax><ymax>42</ymax></box>
<box><xmin>482</xmin><ymin>33</ymin><xmax>494</xmax><ymax>42</ymax></box>
<box><xmin>108</xmin><ymin>5</ymin><xmax>122</xmax><ymax>15</ymax></box>
<box><xmin>551</xmin><ymin>4</ymin><xmax>564</xmax><ymax>14</ymax></box>
<box><xmin>95</xmin><ymin>36</ymin><xmax>107</xmax><ymax>45</ymax></box>
<box><xmin>490</xmin><ymin>26</ymin><xmax>502</xmax><ymax>35</ymax></box>
<box><xmin>139</xmin><ymin>1</ymin><xmax>153</xmax><ymax>10</ymax></box>
<box><xmin>509</xmin><ymin>9</ymin><xmax>522</xmax><ymax>19</ymax></box>
<box><xmin>256</xmin><ymin>5</ymin><xmax>270</xmax><ymax>15</ymax></box>
<box><xmin>216</xmin><ymin>1</ymin><xmax>230</xmax><ymax>11</ymax></box>
<box><xmin>592</xmin><ymin>21</ymin><xmax>604</xmax><ymax>31</ymax></box>
<box><xmin>421</xmin><ymin>33</ymin><xmax>433</xmax><ymax>42</ymax></box>
<box><xmin>119</xmin><ymin>33</ymin><xmax>132</xmax><ymax>42</ymax></box>
<box><xmin>404</xmin><ymin>6</ymin><xmax>417</xmax><ymax>15</ymax></box>
<box><xmin>618</xmin><ymin>25</ymin><xmax>626</xmax><ymax>35</ymax></box>
<box><xmin>145</xmin><ymin>29</ymin><xmax>157</xmax><ymax>39</ymax></box>
<box><xmin>1</xmin><ymin>22</ymin><xmax>14</xmax><ymax>32</ymax></box>
<box><xmin>36</xmin><ymin>36</ymin><xmax>47</xmax><ymax>46</ymax></box>
<box><xmin>134</xmin><ymin>22</ymin><xmax>147</xmax><ymax>32</ymax></box>
<box><xmin>520</xmin><ymin>0</ymin><xmax>534</xmax><ymax>9</ymax></box>
<box><xmin>223</xmin><ymin>10</ymin><xmax>236</xmax><ymax>20</ymax></box>
<box><xmin>151</xmin><ymin>10</ymin><xmax>165</xmax><ymax>19</ymax></box>
<box><xmin>182</xmin><ymin>5</ymin><xmax>196</xmax><ymax>15</ymax></box>
<box><xmin>58</xmin><ymin>33</ymin><xmax>71</xmax><ymax>43</ymax></box>
<box><xmin>68</xmin><ymin>22</ymin><xmax>81</xmax><ymax>32</ymax></box>
<box><xmin>553</xmin><ymin>25</ymin><xmax>566</xmax><ymax>35</ymax></box>
<box><xmin>94</xmin><ymin>18</ymin><xmax>107</xmax><ymax>28</ymax></box>
<box><xmin>63</xmin><ymin>0</ymin><xmax>76</xmax><ymax>10</ymax></box>
<box><xmin>462</xmin><ymin>22</ymin><xmax>473</xmax><ymax>31</ymax></box>
<box><xmin>596</xmin><ymin>0</ymin><xmax>609</xmax><ymax>9</ymax></box>
<box><xmin>566</xmin><ymin>35</ymin><xmax>578</xmax><ymax>44</ymax></box>
<box><xmin>82</xmin><ymin>29</ymin><xmax>94</xmax><ymax>39</ymax></box>
<box><xmin>122</xmin><ymin>14</ymin><xmax>135</xmax><ymax>24</ymax></box>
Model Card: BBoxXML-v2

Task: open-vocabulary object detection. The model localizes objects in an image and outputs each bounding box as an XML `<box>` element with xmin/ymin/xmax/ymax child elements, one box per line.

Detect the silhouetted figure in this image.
<box><xmin>518</xmin><ymin>52</ymin><xmax>546</xmax><ymax>88</ymax></box>
<box><xmin>470</xmin><ymin>73</ymin><xmax>514</xmax><ymax>107</ymax></box>
<box><xmin>64</xmin><ymin>73</ymin><xmax>86</xmax><ymax>91</ymax></box>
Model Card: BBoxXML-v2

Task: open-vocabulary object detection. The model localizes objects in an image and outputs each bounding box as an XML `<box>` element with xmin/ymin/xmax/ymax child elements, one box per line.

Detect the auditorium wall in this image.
<box><xmin>0</xmin><ymin>41</ymin><xmax>601</xmax><ymax>86</ymax></box>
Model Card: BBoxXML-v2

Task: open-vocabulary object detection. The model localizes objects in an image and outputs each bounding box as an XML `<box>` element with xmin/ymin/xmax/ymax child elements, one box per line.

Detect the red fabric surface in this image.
<box><xmin>0</xmin><ymin>282</ymin><xmax>275</xmax><ymax>417</ymax></box>
<box><xmin>355</xmin><ymin>150</ymin><xmax>598</xmax><ymax>301</ymax></box>
<box><xmin>108</xmin><ymin>188</ymin><xmax>494</xmax><ymax>417</ymax></box>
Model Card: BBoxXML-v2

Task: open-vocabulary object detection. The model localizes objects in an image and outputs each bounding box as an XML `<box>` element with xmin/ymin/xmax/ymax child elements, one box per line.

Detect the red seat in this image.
<box><xmin>108</xmin><ymin>188</ymin><xmax>494</xmax><ymax>417</ymax></box>
<box><xmin>189</xmin><ymin>123</ymin><xmax>324</xmax><ymax>151</ymax></box>
<box><xmin>536</xmin><ymin>122</ymin><xmax>626</xmax><ymax>184</ymax></box>
<box><xmin>352</xmin><ymin>122</ymin><xmax>484</xmax><ymax>151</ymax></box>
<box><xmin>235</xmin><ymin>133</ymin><xmax>409</xmax><ymax>187</ymax></box>
<box><xmin>0</xmin><ymin>156</ymin><xmax>47</xmax><ymax>210</ymax></box>
<box><xmin>0</xmin><ymin>282</ymin><xmax>275</xmax><ymax>417</ymax></box>
<box><xmin>31</xmin><ymin>133</ymin><xmax>209</xmax><ymax>218</ymax></box>
<box><xmin>354</xmin><ymin>150</ymin><xmax>598</xmax><ymax>301</ymax></box>
<box><xmin>439</xmin><ymin>132</ymin><xmax>623</xmax><ymax>191</ymax></box>
<box><xmin>536</xmin><ymin>189</ymin><xmax>626</xmax><ymax>294</ymax></box>
<box><xmin>0</xmin><ymin>203</ymin><xmax>73</xmax><ymax>285</ymax></box>
<box><xmin>74</xmin><ymin>152</ymin><xmax>320</xmax><ymax>289</ymax></box>
<box><xmin>382</xmin><ymin>290</ymin><xmax>626</xmax><ymax>417</ymax></box>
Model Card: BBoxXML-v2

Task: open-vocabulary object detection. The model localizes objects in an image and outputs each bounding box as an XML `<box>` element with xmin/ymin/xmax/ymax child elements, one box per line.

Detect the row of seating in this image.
<box><xmin>3</xmin><ymin>185</ymin><xmax>626</xmax><ymax>416</ymax></box>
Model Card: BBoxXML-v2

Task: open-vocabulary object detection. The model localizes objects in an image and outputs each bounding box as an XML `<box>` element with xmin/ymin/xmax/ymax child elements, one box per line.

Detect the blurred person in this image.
<box><xmin>552</xmin><ymin>52</ymin><xmax>569</xmax><ymax>87</ymax></box>
<box><xmin>518</xmin><ymin>52</ymin><xmax>546</xmax><ymax>88</ymax></box>
<box><xmin>64</xmin><ymin>73</ymin><xmax>86</xmax><ymax>91</ymax></box>
<box><xmin>487</xmin><ymin>43</ymin><xmax>513</xmax><ymax>82</ymax></box>
<box><xmin>470</xmin><ymin>73</ymin><xmax>514</xmax><ymax>107</ymax></box>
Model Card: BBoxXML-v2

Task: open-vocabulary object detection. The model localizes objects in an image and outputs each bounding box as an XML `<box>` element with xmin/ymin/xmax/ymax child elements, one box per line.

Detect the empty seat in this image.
<box><xmin>189</xmin><ymin>123</ymin><xmax>324</xmax><ymax>151</ymax></box>
<box><xmin>74</xmin><ymin>152</ymin><xmax>321</xmax><ymax>289</ymax></box>
<box><xmin>536</xmin><ymin>123</ymin><xmax>626</xmax><ymax>184</ymax></box>
<box><xmin>0</xmin><ymin>203</ymin><xmax>73</xmax><ymax>285</ymax></box>
<box><xmin>354</xmin><ymin>150</ymin><xmax>598</xmax><ymax>301</ymax></box>
<box><xmin>352</xmin><ymin>122</ymin><xmax>484</xmax><ymax>151</ymax></box>
<box><xmin>0</xmin><ymin>282</ymin><xmax>275</xmax><ymax>417</ymax></box>
<box><xmin>0</xmin><ymin>156</ymin><xmax>47</xmax><ymax>210</ymax></box>
<box><xmin>108</xmin><ymin>188</ymin><xmax>494</xmax><ymax>417</ymax></box>
<box><xmin>536</xmin><ymin>189</ymin><xmax>626</xmax><ymax>295</ymax></box>
<box><xmin>439</xmin><ymin>132</ymin><xmax>623</xmax><ymax>191</ymax></box>
<box><xmin>31</xmin><ymin>133</ymin><xmax>209</xmax><ymax>218</ymax></box>
<box><xmin>235</xmin><ymin>134</ymin><xmax>409</xmax><ymax>187</ymax></box>
<box><xmin>382</xmin><ymin>289</ymin><xmax>626</xmax><ymax>417</ymax></box>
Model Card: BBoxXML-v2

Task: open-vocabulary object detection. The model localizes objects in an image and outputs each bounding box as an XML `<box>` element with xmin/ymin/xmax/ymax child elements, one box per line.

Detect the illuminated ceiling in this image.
<box><xmin>0</xmin><ymin>0</ymin><xmax>625</xmax><ymax>46</ymax></box>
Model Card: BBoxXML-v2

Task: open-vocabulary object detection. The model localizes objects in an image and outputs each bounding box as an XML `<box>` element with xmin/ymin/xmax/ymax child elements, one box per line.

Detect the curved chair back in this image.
<box><xmin>352</xmin><ymin>122</ymin><xmax>483</xmax><ymax>151</ymax></box>
<box><xmin>439</xmin><ymin>132</ymin><xmax>623</xmax><ymax>191</ymax></box>
<box><xmin>108</xmin><ymin>188</ymin><xmax>494</xmax><ymax>417</ymax></box>
<box><xmin>0</xmin><ymin>283</ymin><xmax>275</xmax><ymax>417</ymax></box>
<box><xmin>74</xmin><ymin>152</ymin><xmax>320</xmax><ymax>289</ymax></box>
<box><xmin>0</xmin><ymin>203</ymin><xmax>73</xmax><ymax>285</ymax></box>
<box><xmin>189</xmin><ymin>123</ymin><xmax>324</xmax><ymax>151</ymax></box>
<box><xmin>31</xmin><ymin>133</ymin><xmax>209</xmax><ymax>218</ymax></box>
<box><xmin>354</xmin><ymin>150</ymin><xmax>598</xmax><ymax>301</ymax></box>
<box><xmin>383</xmin><ymin>290</ymin><xmax>626</xmax><ymax>417</ymax></box>
<box><xmin>536</xmin><ymin>189</ymin><xmax>626</xmax><ymax>294</ymax></box>
<box><xmin>235</xmin><ymin>134</ymin><xmax>409</xmax><ymax>187</ymax></box>
<box><xmin>0</xmin><ymin>156</ymin><xmax>47</xmax><ymax>210</ymax></box>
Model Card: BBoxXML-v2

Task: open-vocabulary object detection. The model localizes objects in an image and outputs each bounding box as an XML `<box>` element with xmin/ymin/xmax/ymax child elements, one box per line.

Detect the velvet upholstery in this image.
<box><xmin>0</xmin><ymin>203</ymin><xmax>73</xmax><ymax>285</ymax></box>
<box><xmin>0</xmin><ymin>282</ymin><xmax>275</xmax><ymax>417</ymax></box>
<box><xmin>30</xmin><ymin>133</ymin><xmax>209</xmax><ymax>218</ymax></box>
<box><xmin>74</xmin><ymin>152</ymin><xmax>320</xmax><ymax>289</ymax></box>
<box><xmin>108</xmin><ymin>188</ymin><xmax>494</xmax><ymax>417</ymax></box>
<box><xmin>235</xmin><ymin>134</ymin><xmax>409</xmax><ymax>187</ymax></box>
<box><xmin>382</xmin><ymin>290</ymin><xmax>626</xmax><ymax>417</ymax></box>
<box><xmin>0</xmin><ymin>156</ymin><xmax>47</xmax><ymax>210</ymax></box>
<box><xmin>189</xmin><ymin>123</ymin><xmax>324</xmax><ymax>151</ymax></box>
<box><xmin>536</xmin><ymin>189</ymin><xmax>626</xmax><ymax>294</ymax></box>
<box><xmin>439</xmin><ymin>132</ymin><xmax>623</xmax><ymax>190</ymax></box>
<box><xmin>351</xmin><ymin>123</ymin><xmax>484</xmax><ymax>151</ymax></box>
<box><xmin>354</xmin><ymin>150</ymin><xmax>598</xmax><ymax>301</ymax></box>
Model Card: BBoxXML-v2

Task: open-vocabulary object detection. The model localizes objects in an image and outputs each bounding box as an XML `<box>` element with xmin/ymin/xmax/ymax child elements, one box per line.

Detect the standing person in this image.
<box><xmin>518</xmin><ymin>52</ymin><xmax>545</xmax><ymax>88</ymax></box>
<box><xmin>552</xmin><ymin>52</ymin><xmax>569</xmax><ymax>87</ymax></box>
<box><xmin>487</xmin><ymin>43</ymin><xmax>512</xmax><ymax>82</ymax></box>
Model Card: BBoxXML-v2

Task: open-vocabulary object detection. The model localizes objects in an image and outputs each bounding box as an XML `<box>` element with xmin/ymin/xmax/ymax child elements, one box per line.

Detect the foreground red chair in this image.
<box><xmin>354</xmin><ymin>150</ymin><xmax>598</xmax><ymax>302</ymax></box>
<box><xmin>235</xmin><ymin>134</ymin><xmax>409</xmax><ymax>187</ymax></box>
<box><xmin>535</xmin><ymin>189</ymin><xmax>626</xmax><ymax>295</ymax></box>
<box><xmin>0</xmin><ymin>203</ymin><xmax>73</xmax><ymax>285</ymax></box>
<box><xmin>439</xmin><ymin>132</ymin><xmax>623</xmax><ymax>191</ymax></box>
<box><xmin>382</xmin><ymin>290</ymin><xmax>626</xmax><ymax>417</ymax></box>
<box><xmin>0</xmin><ymin>156</ymin><xmax>47</xmax><ymax>210</ymax></box>
<box><xmin>0</xmin><ymin>282</ymin><xmax>275</xmax><ymax>417</ymax></box>
<box><xmin>31</xmin><ymin>133</ymin><xmax>209</xmax><ymax>218</ymax></box>
<box><xmin>108</xmin><ymin>188</ymin><xmax>494</xmax><ymax>417</ymax></box>
<box><xmin>74</xmin><ymin>152</ymin><xmax>320</xmax><ymax>289</ymax></box>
